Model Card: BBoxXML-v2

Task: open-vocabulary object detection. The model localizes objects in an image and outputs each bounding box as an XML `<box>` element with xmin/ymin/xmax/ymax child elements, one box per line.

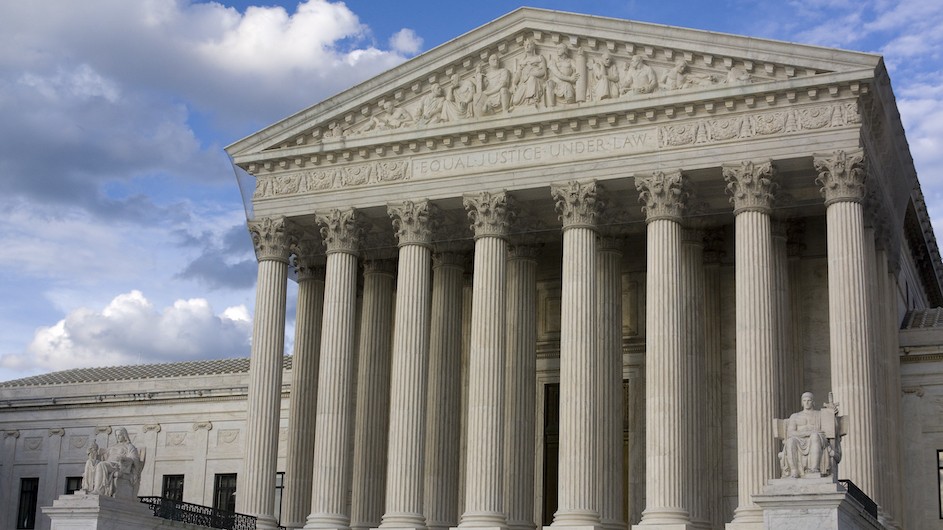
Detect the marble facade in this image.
<box><xmin>4</xmin><ymin>7</ymin><xmax>943</xmax><ymax>530</ymax></box>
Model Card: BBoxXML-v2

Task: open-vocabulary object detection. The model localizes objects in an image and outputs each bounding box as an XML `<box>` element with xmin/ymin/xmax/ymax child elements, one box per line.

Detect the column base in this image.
<box><xmin>633</xmin><ymin>507</ymin><xmax>692</xmax><ymax>529</ymax></box>
<box><xmin>255</xmin><ymin>514</ymin><xmax>279</xmax><ymax>530</ymax></box>
<box><xmin>304</xmin><ymin>512</ymin><xmax>352</xmax><ymax>530</ymax></box>
<box><xmin>379</xmin><ymin>511</ymin><xmax>427</xmax><ymax>530</ymax></box>
<box><xmin>550</xmin><ymin>509</ymin><xmax>603</xmax><ymax>529</ymax></box>
<box><xmin>600</xmin><ymin>518</ymin><xmax>627</xmax><ymax>530</ymax></box>
<box><xmin>455</xmin><ymin>510</ymin><xmax>507</xmax><ymax>530</ymax></box>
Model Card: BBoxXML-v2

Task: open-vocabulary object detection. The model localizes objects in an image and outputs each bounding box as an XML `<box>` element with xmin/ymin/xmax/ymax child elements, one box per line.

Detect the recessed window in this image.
<box><xmin>213</xmin><ymin>473</ymin><xmax>237</xmax><ymax>513</ymax></box>
<box><xmin>274</xmin><ymin>472</ymin><xmax>285</xmax><ymax>524</ymax></box>
<box><xmin>17</xmin><ymin>477</ymin><xmax>39</xmax><ymax>529</ymax></box>
<box><xmin>65</xmin><ymin>476</ymin><xmax>83</xmax><ymax>495</ymax></box>
<box><xmin>162</xmin><ymin>474</ymin><xmax>185</xmax><ymax>502</ymax></box>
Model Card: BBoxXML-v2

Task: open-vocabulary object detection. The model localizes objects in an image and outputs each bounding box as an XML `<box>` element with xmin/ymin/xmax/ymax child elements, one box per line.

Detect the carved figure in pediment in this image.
<box><xmin>354</xmin><ymin>101</ymin><xmax>414</xmax><ymax>134</ymax></box>
<box><xmin>662</xmin><ymin>58</ymin><xmax>691</xmax><ymax>90</ymax></box>
<box><xmin>475</xmin><ymin>54</ymin><xmax>512</xmax><ymax>116</ymax></box>
<box><xmin>547</xmin><ymin>43</ymin><xmax>580</xmax><ymax>106</ymax></box>
<box><xmin>446</xmin><ymin>73</ymin><xmax>477</xmax><ymax>119</ymax></box>
<box><xmin>725</xmin><ymin>65</ymin><xmax>753</xmax><ymax>85</ymax></box>
<box><xmin>590</xmin><ymin>52</ymin><xmax>619</xmax><ymax>101</ymax></box>
<box><xmin>619</xmin><ymin>55</ymin><xmax>658</xmax><ymax>96</ymax></box>
<box><xmin>417</xmin><ymin>83</ymin><xmax>448</xmax><ymax>125</ymax></box>
<box><xmin>322</xmin><ymin>122</ymin><xmax>344</xmax><ymax>140</ymax></box>
<box><xmin>511</xmin><ymin>38</ymin><xmax>547</xmax><ymax>109</ymax></box>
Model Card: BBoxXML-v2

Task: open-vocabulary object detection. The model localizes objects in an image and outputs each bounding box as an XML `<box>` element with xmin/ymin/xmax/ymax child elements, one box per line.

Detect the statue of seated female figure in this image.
<box><xmin>82</xmin><ymin>427</ymin><xmax>143</xmax><ymax>499</ymax></box>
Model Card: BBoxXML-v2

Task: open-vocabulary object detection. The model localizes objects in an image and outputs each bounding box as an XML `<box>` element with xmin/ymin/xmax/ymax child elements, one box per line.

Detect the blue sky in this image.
<box><xmin>1</xmin><ymin>0</ymin><xmax>941</xmax><ymax>382</ymax></box>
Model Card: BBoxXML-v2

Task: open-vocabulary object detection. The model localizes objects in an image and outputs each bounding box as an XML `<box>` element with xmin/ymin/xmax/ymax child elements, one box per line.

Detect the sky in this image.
<box><xmin>1</xmin><ymin>0</ymin><xmax>941</xmax><ymax>383</ymax></box>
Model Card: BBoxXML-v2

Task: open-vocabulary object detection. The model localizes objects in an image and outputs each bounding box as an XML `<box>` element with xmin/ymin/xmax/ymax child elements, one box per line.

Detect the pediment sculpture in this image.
<box><xmin>82</xmin><ymin>427</ymin><xmax>145</xmax><ymax>499</ymax></box>
<box><xmin>774</xmin><ymin>392</ymin><xmax>845</xmax><ymax>479</ymax></box>
<box><xmin>320</xmin><ymin>36</ymin><xmax>763</xmax><ymax>142</ymax></box>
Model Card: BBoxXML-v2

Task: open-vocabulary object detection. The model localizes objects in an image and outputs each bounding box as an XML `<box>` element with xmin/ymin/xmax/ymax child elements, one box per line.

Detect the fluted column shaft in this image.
<box><xmin>680</xmin><ymin>230</ymin><xmax>706</xmax><ymax>528</ymax></box>
<box><xmin>771</xmin><ymin>224</ymin><xmax>791</xmax><ymax>418</ymax></box>
<box><xmin>458</xmin><ymin>271</ymin><xmax>473</xmax><ymax>520</ymax></box>
<box><xmin>724</xmin><ymin>160</ymin><xmax>777</xmax><ymax>527</ymax></box>
<box><xmin>598</xmin><ymin>239</ymin><xmax>625</xmax><ymax>530</ymax></box>
<box><xmin>425</xmin><ymin>253</ymin><xmax>465</xmax><ymax>530</ymax></box>
<box><xmin>702</xmin><ymin>233</ymin><xmax>724</xmax><ymax>529</ymax></box>
<box><xmin>815</xmin><ymin>150</ymin><xmax>878</xmax><ymax>499</ymax></box>
<box><xmin>882</xmin><ymin>256</ymin><xmax>904</xmax><ymax>528</ymax></box>
<box><xmin>460</xmin><ymin>191</ymin><xmax>511</xmax><ymax>529</ymax></box>
<box><xmin>350</xmin><ymin>260</ymin><xmax>396</xmax><ymax>530</ymax></box>
<box><xmin>382</xmin><ymin>200</ymin><xmax>437</xmax><ymax>529</ymax></box>
<box><xmin>504</xmin><ymin>246</ymin><xmax>539</xmax><ymax>530</ymax></box>
<box><xmin>306</xmin><ymin>209</ymin><xmax>362</xmax><ymax>530</ymax></box>
<box><xmin>634</xmin><ymin>171</ymin><xmax>690</xmax><ymax>527</ymax></box>
<box><xmin>551</xmin><ymin>180</ymin><xmax>602</xmax><ymax>528</ymax></box>
<box><xmin>284</xmin><ymin>253</ymin><xmax>326</xmax><ymax>529</ymax></box>
<box><xmin>243</xmin><ymin>217</ymin><xmax>292</xmax><ymax>530</ymax></box>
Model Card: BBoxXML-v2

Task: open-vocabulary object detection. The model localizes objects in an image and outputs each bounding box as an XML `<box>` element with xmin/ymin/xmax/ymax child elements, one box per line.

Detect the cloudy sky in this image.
<box><xmin>1</xmin><ymin>0</ymin><xmax>941</xmax><ymax>383</ymax></box>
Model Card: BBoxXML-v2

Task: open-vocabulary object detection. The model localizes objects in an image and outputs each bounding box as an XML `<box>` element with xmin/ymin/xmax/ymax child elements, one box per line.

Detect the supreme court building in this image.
<box><xmin>5</xmin><ymin>7</ymin><xmax>943</xmax><ymax>530</ymax></box>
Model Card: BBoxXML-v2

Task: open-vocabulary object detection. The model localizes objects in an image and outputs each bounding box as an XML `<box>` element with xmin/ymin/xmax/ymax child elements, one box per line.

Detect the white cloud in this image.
<box><xmin>389</xmin><ymin>28</ymin><xmax>423</xmax><ymax>55</ymax></box>
<box><xmin>0</xmin><ymin>291</ymin><xmax>251</xmax><ymax>372</ymax></box>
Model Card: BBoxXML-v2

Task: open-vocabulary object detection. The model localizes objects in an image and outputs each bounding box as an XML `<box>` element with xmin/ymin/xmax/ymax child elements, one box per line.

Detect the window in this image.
<box><xmin>213</xmin><ymin>473</ymin><xmax>237</xmax><ymax>513</ymax></box>
<box><xmin>938</xmin><ymin>450</ymin><xmax>943</xmax><ymax>519</ymax></box>
<box><xmin>17</xmin><ymin>478</ymin><xmax>39</xmax><ymax>529</ymax></box>
<box><xmin>65</xmin><ymin>476</ymin><xmax>83</xmax><ymax>495</ymax></box>
<box><xmin>162</xmin><ymin>474</ymin><xmax>185</xmax><ymax>502</ymax></box>
<box><xmin>274</xmin><ymin>472</ymin><xmax>285</xmax><ymax>524</ymax></box>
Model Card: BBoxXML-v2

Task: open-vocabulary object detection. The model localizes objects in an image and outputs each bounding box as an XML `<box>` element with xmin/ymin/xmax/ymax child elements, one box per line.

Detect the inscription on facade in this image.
<box><xmin>413</xmin><ymin>130</ymin><xmax>656</xmax><ymax>180</ymax></box>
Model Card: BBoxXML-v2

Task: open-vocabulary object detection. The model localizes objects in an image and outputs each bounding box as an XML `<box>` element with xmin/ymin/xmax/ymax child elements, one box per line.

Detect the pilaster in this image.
<box><xmin>723</xmin><ymin>160</ymin><xmax>777</xmax><ymax>529</ymax></box>
<box><xmin>244</xmin><ymin>216</ymin><xmax>293</xmax><ymax>530</ymax></box>
<box><xmin>381</xmin><ymin>200</ymin><xmax>437</xmax><ymax>530</ymax></box>
<box><xmin>306</xmin><ymin>208</ymin><xmax>363</xmax><ymax>530</ymax></box>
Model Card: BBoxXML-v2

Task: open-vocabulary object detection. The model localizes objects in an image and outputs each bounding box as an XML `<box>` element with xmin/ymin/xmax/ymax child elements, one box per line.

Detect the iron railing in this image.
<box><xmin>139</xmin><ymin>496</ymin><xmax>257</xmax><ymax>530</ymax></box>
<box><xmin>838</xmin><ymin>479</ymin><xmax>878</xmax><ymax>518</ymax></box>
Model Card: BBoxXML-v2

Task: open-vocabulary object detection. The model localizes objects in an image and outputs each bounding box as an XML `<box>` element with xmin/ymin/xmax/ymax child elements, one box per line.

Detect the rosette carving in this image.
<box><xmin>723</xmin><ymin>160</ymin><xmax>777</xmax><ymax>214</ymax></box>
<box><xmin>813</xmin><ymin>149</ymin><xmax>866</xmax><ymax>205</ymax></box>
<box><xmin>635</xmin><ymin>170</ymin><xmax>688</xmax><ymax>222</ymax></box>
<box><xmin>388</xmin><ymin>199</ymin><xmax>439</xmax><ymax>247</ymax></box>
<box><xmin>248</xmin><ymin>216</ymin><xmax>292</xmax><ymax>263</ymax></box>
<box><xmin>463</xmin><ymin>191</ymin><xmax>515</xmax><ymax>239</ymax></box>
<box><xmin>551</xmin><ymin>180</ymin><xmax>604</xmax><ymax>230</ymax></box>
<box><xmin>316</xmin><ymin>208</ymin><xmax>363</xmax><ymax>254</ymax></box>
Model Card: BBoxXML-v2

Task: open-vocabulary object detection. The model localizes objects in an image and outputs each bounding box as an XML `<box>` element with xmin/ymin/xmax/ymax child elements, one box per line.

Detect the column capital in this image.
<box><xmin>508</xmin><ymin>243</ymin><xmax>541</xmax><ymax>260</ymax></box>
<box><xmin>681</xmin><ymin>227</ymin><xmax>705</xmax><ymax>245</ymax></box>
<box><xmin>363</xmin><ymin>258</ymin><xmax>397</xmax><ymax>276</ymax></box>
<box><xmin>249</xmin><ymin>216</ymin><xmax>293</xmax><ymax>263</ymax></box>
<box><xmin>636</xmin><ymin>170</ymin><xmax>688</xmax><ymax>223</ymax></box>
<box><xmin>293</xmin><ymin>232</ymin><xmax>326</xmax><ymax>281</ymax></box>
<box><xmin>388</xmin><ymin>199</ymin><xmax>439</xmax><ymax>247</ymax></box>
<box><xmin>316</xmin><ymin>208</ymin><xmax>363</xmax><ymax>255</ymax></box>
<box><xmin>723</xmin><ymin>159</ymin><xmax>777</xmax><ymax>214</ymax></box>
<box><xmin>551</xmin><ymin>180</ymin><xmax>604</xmax><ymax>230</ymax></box>
<box><xmin>814</xmin><ymin>149</ymin><xmax>866</xmax><ymax>205</ymax></box>
<box><xmin>463</xmin><ymin>191</ymin><xmax>515</xmax><ymax>240</ymax></box>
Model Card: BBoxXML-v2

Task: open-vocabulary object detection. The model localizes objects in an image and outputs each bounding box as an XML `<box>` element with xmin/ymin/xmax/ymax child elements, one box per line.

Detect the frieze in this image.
<box><xmin>254</xmin><ymin>160</ymin><xmax>409</xmax><ymax>199</ymax></box>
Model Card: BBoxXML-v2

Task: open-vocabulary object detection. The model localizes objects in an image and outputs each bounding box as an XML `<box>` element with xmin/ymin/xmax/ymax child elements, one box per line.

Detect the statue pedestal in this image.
<box><xmin>752</xmin><ymin>478</ymin><xmax>883</xmax><ymax>530</ymax></box>
<box><xmin>43</xmin><ymin>493</ymin><xmax>157</xmax><ymax>530</ymax></box>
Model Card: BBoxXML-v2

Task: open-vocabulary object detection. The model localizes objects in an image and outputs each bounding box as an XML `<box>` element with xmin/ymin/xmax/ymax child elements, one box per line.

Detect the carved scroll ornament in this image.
<box><xmin>723</xmin><ymin>160</ymin><xmax>777</xmax><ymax>214</ymax></box>
<box><xmin>814</xmin><ymin>149</ymin><xmax>866</xmax><ymax>205</ymax></box>
<box><xmin>551</xmin><ymin>180</ymin><xmax>604</xmax><ymax>229</ymax></box>
<box><xmin>635</xmin><ymin>170</ymin><xmax>688</xmax><ymax>222</ymax></box>
<box><xmin>463</xmin><ymin>191</ymin><xmax>514</xmax><ymax>239</ymax></box>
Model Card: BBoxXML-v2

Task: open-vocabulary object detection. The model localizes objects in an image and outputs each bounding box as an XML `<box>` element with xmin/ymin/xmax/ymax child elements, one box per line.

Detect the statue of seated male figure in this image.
<box><xmin>777</xmin><ymin>392</ymin><xmax>842</xmax><ymax>479</ymax></box>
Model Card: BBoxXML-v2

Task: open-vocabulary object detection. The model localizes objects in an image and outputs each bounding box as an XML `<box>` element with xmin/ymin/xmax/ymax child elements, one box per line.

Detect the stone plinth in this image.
<box><xmin>753</xmin><ymin>478</ymin><xmax>883</xmax><ymax>530</ymax></box>
<box><xmin>43</xmin><ymin>493</ymin><xmax>167</xmax><ymax>530</ymax></box>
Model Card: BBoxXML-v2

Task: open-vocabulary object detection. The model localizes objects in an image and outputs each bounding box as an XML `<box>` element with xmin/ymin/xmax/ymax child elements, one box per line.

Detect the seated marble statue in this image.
<box><xmin>778</xmin><ymin>392</ymin><xmax>841</xmax><ymax>478</ymax></box>
<box><xmin>82</xmin><ymin>427</ymin><xmax>143</xmax><ymax>498</ymax></box>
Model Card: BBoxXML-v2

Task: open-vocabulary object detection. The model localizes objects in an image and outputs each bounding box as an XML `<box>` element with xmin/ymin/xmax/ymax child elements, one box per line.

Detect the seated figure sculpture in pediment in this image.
<box><xmin>777</xmin><ymin>392</ymin><xmax>843</xmax><ymax>479</ymax></box>
<box><xmin>82</xmin><ymin>427</ymin><xmax>144</xmax><ymax>499</ymax></box>
<box><xmin>590</xmin><ymin>52</ymin><xmax>619</xmax><ymax>101</ymax></box>
<box><xmin>620</xmin><ymin>54</ymin><xmax>658</xmax><ymax>95</ymax></box>
<box><xmin>547</xmin><ymin>43</ymin><xmax>580</xmax><ymax>106</ymax></box>
<box><xmin>475</xmin><ymin>54</ymin><xmax>512</xmax><ymax>116</ymax></box>
<box><xmin>511</xmin><ymin>38</ymin><xmax>547</xmax><ymax>109</ymax></box>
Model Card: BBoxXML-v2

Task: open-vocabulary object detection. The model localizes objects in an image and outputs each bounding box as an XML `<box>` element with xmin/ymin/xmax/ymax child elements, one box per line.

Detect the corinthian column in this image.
<box><xmin>597</xmin><ymin>235</ymin><xmax>624</xmax><ymax>530</ymax></box>
<box><xmin>425</xmin><ymin>250</ymin><xmax>466</xmax><ymax>530</ymax></box>
<box><xmin>724</xmin><ymin>160</ymin><xmax>778</xmax><ymax>528</ymax></box>
<box><xmin>243</xmin><ymin>216</ymin><xmax>292</xmax><ymax>530</ymax></box>
<box><xmin>633</xmin><ymin>171</ymin><xmax>692</xmax><ymax>529</ymax></box>
<box><xmin>305</xmin><ymin>208</ymin><xmax>363</xmax><ymax>530</ymax></box>
<box><xmin>814</xmin><ymin>149</ymin><xmax>878</xmax><ymax>499</ymax></box>
<box><xmin>504</xmin><ymin>242</ymin><xmax>539</xmax><ymax>530</ymax></box>
<box><xmin>284</xmin><ymin>236</ymin><xmax>326</xmax><ymax>529</ymax></box>
<box><xmin>381</xmin><ymin>200</ymin><xmax>437</xmax><ymax>530</ymax></box>
<box><xmin>350</xmin><ymin>258</ymin><xmax>396</xmax><ymax>530</ymax></box>
<box><xmin>680</xmin><ymin>228</ymin><xmax>706</xmax><ymax>529</ymax></box>
<box><xmin>550</xmin><ymin>180</ymin><xmax>603</xmax><ymax>529</ymax></box>
<box><xmin>458</xmin><ymin>191</ymin><xmax>513</xmax><ymax>530</ymax></box>
<box><xmin>702</xmin><ymin>231</ymin><xmax>725</xmax><ymax>530</ymax></box>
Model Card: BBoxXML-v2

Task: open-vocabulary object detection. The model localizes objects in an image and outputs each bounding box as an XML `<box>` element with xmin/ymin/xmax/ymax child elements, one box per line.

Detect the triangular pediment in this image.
<box><xmin>226</xmin><ymin>7</ymin><xmax>881</xmax><ymax>165</ymax></box>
